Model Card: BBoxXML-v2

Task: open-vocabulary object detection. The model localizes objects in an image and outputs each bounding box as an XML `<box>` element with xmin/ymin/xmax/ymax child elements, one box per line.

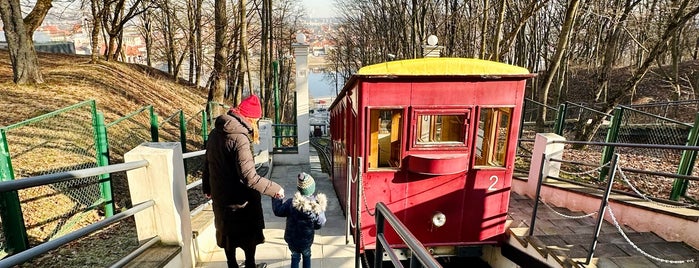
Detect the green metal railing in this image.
<box><xmin>158</xmin><ymin>110</ymin><xmax>187</xmax><ymax>153</ymax></box>
<box><xmin>0</xmin><ymin>97</ymin><xmax>310</xmax><ymax>260</ymax></box>
<box><xmin>272</xmin><ymin>124</ymin><xmax>298</xmax><ymax>152</ymax></box>
<box><xmin>519</xmin><ymin>100</ymin><xmax>699</xmax><ymax>202</ymax></box>
<box><xmin>0</xmin><ymin>100</ymin><xmax>107</xmax><ymax>253</ymax></box>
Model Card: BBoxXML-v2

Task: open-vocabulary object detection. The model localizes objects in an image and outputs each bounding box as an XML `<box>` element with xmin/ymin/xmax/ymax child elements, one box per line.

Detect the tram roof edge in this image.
<box><xmin>356</xmin><ymin>57</ymin><xmax>532</xmax><ymax>77</ymax></box>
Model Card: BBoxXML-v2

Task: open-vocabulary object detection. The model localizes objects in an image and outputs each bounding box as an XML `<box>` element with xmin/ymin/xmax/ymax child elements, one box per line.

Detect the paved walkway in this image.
<box><xmin>197</xmin><ymin>148</ymin><xmax>356</xmax><ymax>268</ymax></box>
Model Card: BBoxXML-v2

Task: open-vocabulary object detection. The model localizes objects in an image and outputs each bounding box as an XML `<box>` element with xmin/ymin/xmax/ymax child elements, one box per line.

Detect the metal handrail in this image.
<box><xmin>586</xmin><ymin>154</ymin><xmax>620</xmax><ymax>265</ymax></box>
<box><xmin>525</xmin><ymin>98</ymin><xmax>559</xmax><ymax>111</ymax></box>
<box><xmin>629</xmin><ymin>99</ymin><xmax>699</xmax><ymax>108</ymax></box>
<box><xmin>549</xmin><ymin>157</ymin><xmax>699</xmax><ymax>182</ymax></box>
<box><xmin>0</xmin><ymin>160</ymin><xmax>149</xmax><ymax>193</ymax></box>
<box><xmin>550</xmin><ymin>140</ymin><xmax>699</xmax><ymax>151</ymax></box>
<box><xmin>3</xmin><ymin>100</ymin><xmax>95</xmax><ymax>130</ymax></box>
<box><xmin>374</xmin><ymin>202</ymin><xmax>442</xmax><ymax>268</ymax></box>
<box><xmin>564</xmin><ymin>101</ymin><xmax>612</xmax><ymax>117</ymax></box>
<box><xmin>183</xmin><ymin>150</ymin><xmax>205</xmax><ymax>159</ymax></box>
<box><xmin>618</xmin><ymin>105</ymin><xmax>693</xmax><ymax>127</ymax></box>
<box><xmin>186</xmin><ymin>179</ymin><xmax>203</xmax><ymax>191</ymax></box>
<box><xmin>159</xmin><ymin>110</ymin><xmax>183</xmax><ymax>127</ymax></box>
<box><xmin>105</xmin><ymin>105</ymin><xmax>152</xmax><ymax>128</ymax></box>
<box><xmin>0</xmin><ymin>200</ymin><xmax>155</xmax><ymax>267</ymax></box>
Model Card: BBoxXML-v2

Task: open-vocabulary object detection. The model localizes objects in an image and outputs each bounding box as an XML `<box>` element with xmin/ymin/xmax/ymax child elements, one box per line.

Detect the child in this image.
<box><xmin>272</xmin><ymin>172</ymin><xmax>327</xmax><ymax>268</ymax></box>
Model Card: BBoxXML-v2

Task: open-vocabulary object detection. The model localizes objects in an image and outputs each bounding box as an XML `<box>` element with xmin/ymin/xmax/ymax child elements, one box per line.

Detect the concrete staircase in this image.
<box><xmin>506</xmin><ymin>192</ymin><xmax>699</xmax><ymax>267</ymax></box>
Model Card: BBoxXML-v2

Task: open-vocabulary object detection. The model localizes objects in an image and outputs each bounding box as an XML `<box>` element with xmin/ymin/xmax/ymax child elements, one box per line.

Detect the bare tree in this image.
<box><xmin>101</xmin><ymin>0</ymin><xmax>150</xmax><ymax>61</ymax></box>
<box><xmin>535</xmin><ymin>0</ymin><xmax>580</xmax><ymax>130</ymax></box>
<box><xmin>207</xmin><ymin>0</ymin><xmax>228</xmax><ymax>115</ymax></box>
<box><xmin>575</xmin><ymin>0</ymin><xmax>699</xmax><ymax>144</ymax></box>
<box><xmin>0</xmin><ymin>0</ymin><xmax>52</xmax><ymax>84</ymax></box>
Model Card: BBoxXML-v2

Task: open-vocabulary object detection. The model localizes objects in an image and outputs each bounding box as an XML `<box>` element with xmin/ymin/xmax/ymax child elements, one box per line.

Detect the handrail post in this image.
<box><xmin>201</xmin><ymin>110</ymin><xmax>209</xmax><ymax>144</ymax></box>
<box><xmin>149</xmin><ymin>106</ymin><xmax>159</xmax><ymax>142</ymax></box>
<box><xmin>346</xmin><ymin>156</ymin><xmax>352</xmax><ymax>245</ymax></box>
<box><xmin>672</xmin><ymin>112</ymin><xmax>699</xmax><ymax>200</ymax></box>
<box><xmin>529</xmin><ymin>152</ymin><xmax>547</xmax><ymax>237</ymax></box>
<box><xmin>586</xmin><ymin>153</ymin><xmax>619</xmax><ymax>265</ymax></box>
<box><xmin>93</xmin><ymin>111</ymin><xmax>114</xmax><ymax>217</ymax></box>
<box><xmin>273</xmin><ymin>60</ymin><xmax>281</xmax><ymax>148</ymax></box>
<box><xmin>179</xmin><ymin>110</ymin><xmax>187</xmax><ymax>153</ymax></box>
<box><xmin>354</xmin><ymin>157</ymin><xmax>363</xmax><ymax>268</ymax></box>
<box><xmin>374</xmin><ymin>206</ymin><xmax>385</xmax><ymax>268</ymax></box>
<box><xmin>554</xmin><ymin>103</ymin><xmax>567</xmax><ymax>135</ymax></box>
<box><xmin>0</xmin><ymin>128</ymin><xmax>29</xmax><ymax>253</ymax></box>
<box><xmin>518</xmin><ymin>99</ymin><xmax>527</xmax><ymax>148</ymax></box>
<box><xmin>599</xmin><ymin>107</ymin><xmax>623</xmax><ymax>181</ymax></box>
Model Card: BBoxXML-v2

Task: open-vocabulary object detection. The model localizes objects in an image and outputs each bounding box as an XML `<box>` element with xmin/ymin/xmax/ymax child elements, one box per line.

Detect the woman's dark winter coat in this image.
<box><xmin>272</xmin><ymin>192</ymin><xmax>327</xmax><ymax>251</ymax></box>
<box><xmin>202</xmin><ymin>112</ymin><xmax>282</xmax><ymax>248</ymax></box>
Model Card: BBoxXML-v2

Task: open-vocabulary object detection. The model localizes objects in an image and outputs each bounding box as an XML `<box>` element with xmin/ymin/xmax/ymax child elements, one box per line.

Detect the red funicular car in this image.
<box><xmin>329</xmin><ymin>57</ymin><xmax>535</xmax><ymax>261</ymax></box>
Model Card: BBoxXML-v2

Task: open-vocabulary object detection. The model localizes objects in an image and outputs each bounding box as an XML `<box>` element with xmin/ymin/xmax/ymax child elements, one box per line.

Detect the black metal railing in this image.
<box><xmin>373</xmin><ymin>202</ymin><xmax>441</xmax><ymax>268</ymax></box>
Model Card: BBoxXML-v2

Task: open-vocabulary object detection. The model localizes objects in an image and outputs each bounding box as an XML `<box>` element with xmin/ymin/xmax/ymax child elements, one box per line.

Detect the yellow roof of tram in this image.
<box><xmin>356</xmin><ymin>57</ymin><xmax>530</xmax><ymax>76</ymax></box>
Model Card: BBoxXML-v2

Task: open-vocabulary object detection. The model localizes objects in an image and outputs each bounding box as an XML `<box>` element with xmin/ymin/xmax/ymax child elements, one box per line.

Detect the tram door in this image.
<box><xmin>466</xmin><ymin>107</ymin><xmax>515</xmax><ymax>240</ymax></box>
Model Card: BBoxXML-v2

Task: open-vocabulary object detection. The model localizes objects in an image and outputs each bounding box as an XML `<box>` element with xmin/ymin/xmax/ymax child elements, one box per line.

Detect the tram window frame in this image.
<box><xmin>411</xmin><ymin>110</ymin><xmax>470</xmax><ymax>149</ymax></box>
<box><xmin>474</xmin><ymin>107</ymin><xmax>513</xmax><ymax>168</ymax></box>
<box><xmin>367</xmin><ymin>108</ymin><xmax>404</xmax><ymax>170</ymax></box>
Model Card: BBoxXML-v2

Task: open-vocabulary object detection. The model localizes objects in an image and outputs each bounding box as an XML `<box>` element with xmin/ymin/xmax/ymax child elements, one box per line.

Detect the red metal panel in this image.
<box><xmin>410</xmin><ymin>80</ymin><xmax>521</xmax><ymax>106</ymax></box>
<box><xmin>361</xmin><ymin>81</ymin><xmax>412</xmax><ymax>107</ymax></box>
<box><xmin>407</xmin><ymin>154</ymin><xmax>469</xmax><ymax>175</ymax></box>
<box><xmin>403</xmin><ymin>172</ymin><xmax>468</xmax><ymax>246</ymax></box>
<box><xmin>464</xmin><ymin>169</ymin><xmax>512</xmax><ymax>241</ymax></box>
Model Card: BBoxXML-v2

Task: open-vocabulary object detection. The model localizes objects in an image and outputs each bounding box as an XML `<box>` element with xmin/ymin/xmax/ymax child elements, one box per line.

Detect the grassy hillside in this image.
<box><xmin>0</xmin><ymin>52</ymin><xmax>208</xmax><ymax>127</ymax></box>
<box><xmin>0</xmin><ymin>51</ymin><xmax>210</xmax><ymax>267</ymax></box>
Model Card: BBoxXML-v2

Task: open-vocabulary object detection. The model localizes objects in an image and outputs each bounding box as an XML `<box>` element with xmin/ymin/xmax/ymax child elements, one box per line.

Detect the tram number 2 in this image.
<box><xmin>488</xmin><ymin>175</ymin><xmax>499</xmax><ymax>191</ymax></box>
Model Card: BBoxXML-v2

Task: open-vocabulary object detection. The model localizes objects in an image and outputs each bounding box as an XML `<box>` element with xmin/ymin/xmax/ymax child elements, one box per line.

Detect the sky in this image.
<box><xmin>302</xmin><ymin>0</ymin><xmax>336</xmax><ymax>18</ymax></box>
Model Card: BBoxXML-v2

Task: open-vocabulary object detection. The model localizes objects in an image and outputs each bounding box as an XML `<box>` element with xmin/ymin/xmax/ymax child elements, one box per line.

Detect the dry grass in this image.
<box><xmin>0</xmin><ymin>52</ymin><xmax>207</xmax><ymax>127</ymax></box>
<box><xmin>0</xmin><ymin>50</ymin><xmax>208</xmax><ymax>267</ymax></box>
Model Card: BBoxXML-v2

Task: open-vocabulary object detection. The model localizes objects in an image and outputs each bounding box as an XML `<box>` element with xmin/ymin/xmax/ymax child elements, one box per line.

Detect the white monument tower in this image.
<box><xmin>276</xmin><ymin>33</ymin><xmax>310</xmax><ymax>164</ymax></box>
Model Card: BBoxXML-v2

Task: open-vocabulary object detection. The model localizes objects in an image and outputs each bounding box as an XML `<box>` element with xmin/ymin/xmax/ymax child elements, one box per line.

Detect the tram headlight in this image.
<box><xmin>431</xmin><ymin>211</ymin><xmax>446</xmax><ymax>227</ymax></box>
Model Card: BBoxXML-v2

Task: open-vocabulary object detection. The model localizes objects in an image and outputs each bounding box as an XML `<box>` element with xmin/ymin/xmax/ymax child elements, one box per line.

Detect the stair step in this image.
<box><xmin>123</xmin><ymin>243</ymin><xmax>181</xmax><ymax>268</ymax></box>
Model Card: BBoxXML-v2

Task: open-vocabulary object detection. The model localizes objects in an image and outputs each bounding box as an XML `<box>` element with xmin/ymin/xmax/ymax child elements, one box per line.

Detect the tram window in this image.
<box><xmin>475</xmin><ymin>107</ymin><xmax>512</xmax><ymax>167</ymax></box>
<box><xmin>368</xmin><ymin>109</ymin><xmax>403</xmax><ymax>169</ymax></box>
<box><xmin>415</xmin><ymin>114</ymin><xmax>466</xmax><ymax>145</ymax></box>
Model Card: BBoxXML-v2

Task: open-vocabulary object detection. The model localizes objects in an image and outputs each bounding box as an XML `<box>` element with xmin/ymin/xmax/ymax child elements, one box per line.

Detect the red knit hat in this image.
<box><xmin>235</xmin><ymin>95</ymin><xmax>262</xmax><ymax>119</ymax></box>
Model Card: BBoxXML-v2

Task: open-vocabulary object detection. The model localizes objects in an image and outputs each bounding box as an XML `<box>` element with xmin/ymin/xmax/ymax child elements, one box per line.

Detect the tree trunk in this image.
<box><xmin>492</xmin><ymin>0</ymin><xmax>506</xmax><ymax>61</ymax></box>
<box><xmin>90</xmin><ymin>0</ymin><xmax>102</xmax><ymax>63</ymax></box>
<box><xmin>209</xmin><ymin>0</ymin><xmax>228</xmax><ymax>116</ymax></box>
<box><xmin>195</xmin><ymin>0</ymin><xmax>203</xmax><ymax>86</ymax></box>
<box><xmin>0</xmin><ymin>0</ymin><xmax>45</xmax><ymax>84</ymax></box>
<box><xmin>237</xmin><ymin>0</ymin><xmax>251</xmax><ymax>101</ymax></box>
<box><xmin>479</xmin><ymin>0</ymin><xmax>489</xmax><ymax>59</ymax></box>
<box><xmin>536</xmin><ymin>0</ymin><xmax>580</xmax><ymax>130</ymax></box>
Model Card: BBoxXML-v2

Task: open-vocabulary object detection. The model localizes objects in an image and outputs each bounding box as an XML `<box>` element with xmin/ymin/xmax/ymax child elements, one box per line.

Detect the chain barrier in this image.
<box><xmin>607</xmin><ymin>206</ymin><xmax>696</xmax><ymax>264</ymax></box>
<box><xmin>539</xmin><ymin>197</ymin><xmax>597</xmax><ymax>219</ymax></box>
<box><xmin>557</xmin><ymin>161</ymin><xmax>610</xmax><ymax>176</ymax></box>
<box><xmin>363</xmin><ymin>185</ymin><xmax>375</xmax><ymax>217</ymax></box>
<box><xmin>615</xmin><ymin>162</ymin><xmax>695</xmax><ymax>209</ymax></box>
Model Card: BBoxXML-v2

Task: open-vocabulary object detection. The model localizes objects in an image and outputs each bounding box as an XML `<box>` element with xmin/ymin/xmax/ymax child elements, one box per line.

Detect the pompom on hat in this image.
<box><xmin>232</xmin><ymin>95</ymin><xmax>262</xmax><ymax>119</ymax></box>
<box><xmin>297</xmin><ymin>172</ymin><xmax>316</xmax><ymax>196</ymax></box>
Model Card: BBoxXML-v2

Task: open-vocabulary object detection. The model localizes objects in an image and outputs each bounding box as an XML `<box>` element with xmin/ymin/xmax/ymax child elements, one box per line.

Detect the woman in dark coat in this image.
<box><xmin>203</xmin><ymin>95</ymin><xmax>284</xmax><ymax>268</ymax></box>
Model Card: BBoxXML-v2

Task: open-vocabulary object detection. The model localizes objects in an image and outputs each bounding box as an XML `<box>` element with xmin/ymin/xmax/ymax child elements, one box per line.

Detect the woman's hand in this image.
<box><xmin>273</xmin><ymin>188</ymin><xmax>285</xmax><ymax>199</ymax></box>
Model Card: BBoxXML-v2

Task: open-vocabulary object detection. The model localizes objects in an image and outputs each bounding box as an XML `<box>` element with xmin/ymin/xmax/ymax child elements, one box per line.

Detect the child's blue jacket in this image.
<box><xmin>272</xmin><ymin>192</ymin><xmax>327</xmax><ymax>250</ymax></box>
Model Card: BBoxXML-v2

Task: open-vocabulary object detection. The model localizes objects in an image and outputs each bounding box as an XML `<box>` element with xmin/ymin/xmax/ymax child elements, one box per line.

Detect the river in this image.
<box><xmin>308</xmin><ymin>71</ymin><xmax>342</xmax><ymax>99</ymax></box>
